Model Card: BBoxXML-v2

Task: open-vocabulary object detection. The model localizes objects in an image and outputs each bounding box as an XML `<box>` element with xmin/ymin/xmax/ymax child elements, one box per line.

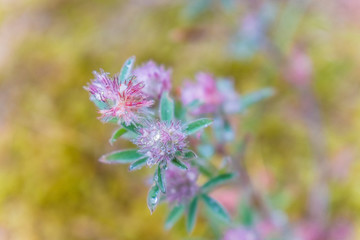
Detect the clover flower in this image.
<box><xmin>181</xmin><ymin>72</ymin><xmax>223</xmax><ymax>115</ymax></box>
<box><xmin>133</xmin><ymin>61</ymin><xmax>172</xmax><ymax>99</ymax></box>
<box><xmin>132</xmin><ymin>120</ymin><xmax>188</xmax><ymax>166</ymax></box>
<box><xmin>165</xmin><ymin>164</ymin><xmax>199</xmax><ymax>204</ymax></box>
<box><xmin>84</xmin><ymin>69</ymin><xmax>154</xmax><ymax>125</ymax></box>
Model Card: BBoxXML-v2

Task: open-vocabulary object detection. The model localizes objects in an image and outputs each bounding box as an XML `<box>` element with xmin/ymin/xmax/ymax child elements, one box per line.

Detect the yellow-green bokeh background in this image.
<box><xmin>1</xmin><ymin>0</ymin><xmax>360</xmax><ymax>239</ymax></box>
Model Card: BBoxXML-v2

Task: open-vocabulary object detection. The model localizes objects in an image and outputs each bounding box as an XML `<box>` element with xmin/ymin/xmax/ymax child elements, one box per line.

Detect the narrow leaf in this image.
<box><xmin>182</xmin><ymin>150</ymin><xmax>197</xmax><ymax>160</ymax></box>
<box><xmin>201</xmin><ymin>173</ymin><xmax>237</xmax><ymax>193</ymax></box>
<box><xmin>187</xmin><ymin>99</ymin><xmax>201</xmax><ymax>110</ymax></box>
<box><xmin>239</xmin><ymin>201</ymin><xmax>254</xmax><ymax>226</ymax></box>
<box><xmin>160</xmin><ymin>92</ymin><xmax>174</xmax><ymax>122</ymax></box>
<box><xmin>174</xmin><ymin>101</ymin><xmax>186</xmax><ymax>121</ymax></box>
<box><xmin>129</xmin><ymin>157</ymin><xmax>148</xmax><ymax>171</ymax></box>
<box><xmin>99</xmin><ymin>149</ymin><xmax>143</xmax><ymax>164</ymax></box>
<box><xmin>89</xmin><ymin>95</ymin><xmax>108</xmax><ymax>110</ymax></box>
<box><xmin>171</xmin><ymin>158</ymin><xmax>188</xmax><ymax>170</ymax></box>
<box><xmin>121</xmin><ymin>122</ymin><xmax>139</xmax><ymax>134</ymax></box>
<box><xmin>240</xmin><ymin>88</ymin><xmax>275</xmax><ymax>111</ymax></box>
<box><xmin>156</xmin><ymin>165</ymin><xmax>166</xmax><ymax>193</ymax></box>
<box><xmin>186</xmin><ymin>196</ymin><xmax>199</xmax><ymax>233</ymax></box>
<box><xmin>191</xmin><ymin>159</ymin><xmax>214</xmax><ymax>178</ymax></box>
<box><xmin>147</xmin><ymin>184</ymin><xmax>160</xmax><ymax>214</ymax></box>
<box><xmin>119</xmin><ymin>56</ymin><xmax>135</xmax><ymax>84</ymax></box>
<box><xmin>165</xmin><ymin>205</ymin><xmax>185</xmax><ymax>230</ymax></box>
<box><xmin>109</xmin><ymin>128</ymin><xmax>127</xmax><ymax>145</ymax></box>
<box><xmin>184</xmin><ymin>118</ymin><xmax>213</xmax><ymax>135</ymax></box>
<box><xmin>201</xmin><ymin>194</ymin><xmax>230</xmax><ymax>222</ymax></box>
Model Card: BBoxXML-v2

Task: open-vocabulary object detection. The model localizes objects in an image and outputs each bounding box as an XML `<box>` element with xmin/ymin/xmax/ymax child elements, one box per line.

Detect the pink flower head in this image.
<box><xmin>133</xmin><ymin>61</ymin><xmax>172</xmax><ymax>99</ymax></box>
<box><xmin>165</xmin><ymin>164</ymin><xmax>199</xmax><ymax>204</ymax></box>
<box><xmin>132</xmin><ymin>120</ymin><xmax>188</xmax><ymax>166</ymax></box>
<box><xmin>222</xmin><ymin>227</ymin><xmax>259</xmax><ymax>240</ymax></box>
<box><xmin>84</xmin><ymin>70</ymin><xmax>154</xmax><ymax>126</ymax></box>
<box><xmin>181</xmin><ymin>72</ymin><xmax>223</xmax><ymax>115</ymax></box>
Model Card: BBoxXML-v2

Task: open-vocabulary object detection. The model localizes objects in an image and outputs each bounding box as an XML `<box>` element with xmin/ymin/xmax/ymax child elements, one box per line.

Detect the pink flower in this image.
<box><xmin>181</xmin><ymin>72</ymin><xmax>223</xmax><ymax>115</ymax></box>
<box><xmin>165</xmin><ymin>164</ymin><xmax>199</xmax><ymax>204</ymax></box>
<box><xmin>285</xmin><ymin>46</ymin><xmax>313</xmax><ymax>87</ymax></box>
<box><xmin>133</xmin><ymin>61</ymin><xmax>172</xmax><ymax>99</ymax></box>
<box><xmin>84</xmin><ymin>69</ymin><xmax>154</xmax><ymax>125</ymax></box>
<box><xmin>132</xmin><ymin>120</ymin><xmax>188</xmax><ymax>166</ymax></box>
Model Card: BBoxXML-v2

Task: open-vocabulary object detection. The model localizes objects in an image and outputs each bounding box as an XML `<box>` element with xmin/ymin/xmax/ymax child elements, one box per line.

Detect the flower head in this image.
<box><xmin>133</xmin><ymin>61</ymin><xmax>172</xmax><ymax>99</ymax></box>
<box><xmin>165</xmin><ymin>164</ymin><xmax>199</xmax><ymax>204</ymax></box>
<box><xmin>132</xmin><ymin>120</ymin><xmax>188</xmax><ymax>166</ymax></box>
<box><xmin>84</xmin><ymin>69</ymin><xmax>154</xmax><ymax>125</ymax></box>
<box><xmin>181</xmin><ymin>72</ymin><xmax>223</xmax><ymax>115</ymax></box>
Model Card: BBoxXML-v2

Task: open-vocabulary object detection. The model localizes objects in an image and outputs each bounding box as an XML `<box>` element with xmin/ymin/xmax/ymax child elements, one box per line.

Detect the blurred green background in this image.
<box><xmin>1</xmin><ymin>0</ymin><xmax>360</xmax><ymax>239</ymax></box>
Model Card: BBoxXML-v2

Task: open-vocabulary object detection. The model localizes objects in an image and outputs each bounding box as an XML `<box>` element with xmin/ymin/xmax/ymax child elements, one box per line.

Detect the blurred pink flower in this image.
<box><xmin>285</xmin><ymin>46</ymin><xmax>313</xmax><ymax>87</ymax></box>
<box><xmin>295</xmin><ymin>219</ymin><xmax>354</xmax><ymax>240</ymax></box>
<box><xmin>330</xmin><ymin>148</ymin><xmax>354</xmax><ymax>180</ymax></box>
<box><xmin>210</xmin><ymin>187</ymin><xmax>240</xmax><ymax>214</ymax></box>
<box><xmin>84</xmin><ymin>69</ymin><xmax>154</xmax><ymax>125</ymax></box>
<box><xmin>336</xmin><ymin>0</ymin><xmax>360</xmax><ymax>22</ymax></box>
<box><xmin>328</xmin><ymin>219</ymin><xmax>353</xmax><ymax>240</ymax></box>
<box><xmin>133</xmin><ymin>61</ymin><xmax>172</xmax><ymax>99</ymax></box>
<box><xmin>132</xmin><ymin>120</ymin><xmax>188</xmax><ymax>166</ymax></box>
<box><xmin>256</xmin><ymin>220</ymin><xmax>278</xmax><ymax>239</ymax></box>
<box><xmin>222</xmin><ymin>227</ymin><xmax>259</xmax><ymax>240</ymax></box>
<box><xmin>181</xmin><ymin>72</ymin><xmax>223</xmax><ymax>115</ymax></box>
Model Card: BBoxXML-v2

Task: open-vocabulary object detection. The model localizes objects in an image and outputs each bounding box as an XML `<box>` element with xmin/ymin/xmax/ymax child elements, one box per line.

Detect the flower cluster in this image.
<box><xmin>85</xmin><ymin>56</ymin><xmax>261</xmax><ymax>235</ymax></box>
<box><xmin>132</xmin><ymin>120</ymin><xmax>188</xmax><ymax>166</ymax></box>
<box><xmin>84</xmin><ymin>69</ymin><xmax>153</xmax><ymax>125</ymax></box>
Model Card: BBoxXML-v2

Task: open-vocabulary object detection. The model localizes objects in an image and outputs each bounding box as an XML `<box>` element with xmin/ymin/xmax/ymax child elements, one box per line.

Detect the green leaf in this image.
<box><xmin>187</xmin><ymin>99</ymin><xmax>201</xmax><ymax>109</ymax></box>
<box><xmin>239</xmin><ymin>201</ymin><xmax>254</xmax><ymax>226</ymax></box>
<box><xmin>174</xmin><ymin>101</ymin><xmax>186</xmax><ymax>121</ymax></box>
<box><xmin>240</xmin><ymin>88</ymin><xmax>275</xmax><ymax>111</ymax></box>
<box><xmin>109</xmin><ymin>128</ymin><xmax>127</xmax><ymax>145</ymax></box>
<box><xmin>99</xmin><ymin>149</ymin><xmax>143</xmax><ymax>164</ymax></box>
<box><xmin>186</xmin><ymin>196</ymin><xmax>199</xmax><ymax>233</ymax></box>
<box><xmin>121</xmin><ymin>122</ymin><xmax>139</xmax><ymax>134</ymax></box>
<box><xmin>191</xmin><ymin>159</ymin><xmax>214</xmax><ymax>178</ymax></box>
<box><xmin>165</xmin><ymin>205</ymin><xmax>185</xmax><ymax>230</ymax></box>
<box><xmin>128</xmin><ymin>157</ymin><xmax>148</xmax><ymax>171</ymax></box>
<box><xmin>201</xmin><ymin>173</ymin><xmax>237</xmax><ymax>193</ymax></box>
<box><xmin>184</xmin><ymin>118</ymin><xmax>213</xmax><ymax>135</ymax></box>
<box><xmin>182</xmin><ymin>150</ymin><xmax>197</xmax><ymax>160</ymax></box>
<box><xmin>156</xmin><ymin>165</ymin><xmax>166</xmax><ymax>193</ymax></box>
<box><xmin>201</xmin><ymin>194</ymin><xmax>230</xmax><ymax>222</ymax></box>
<box><xmin>119</xmin><ymin>56</ymin><xmax>136</xmax><ymax>84</ymax></box>
<box><xmin>171</xmin><ymin>158</ymin><xmax>188</xmax><ymax>170</ymax></box>
<box><xmin>160</xmin><ymin>92</ymin><xmax>174</xmax><ymax>122</ymax></box>
<box><xmin>147</xmin><ymin>184</ymin><xmax>160</xmax><ymax>214</ymax></box>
